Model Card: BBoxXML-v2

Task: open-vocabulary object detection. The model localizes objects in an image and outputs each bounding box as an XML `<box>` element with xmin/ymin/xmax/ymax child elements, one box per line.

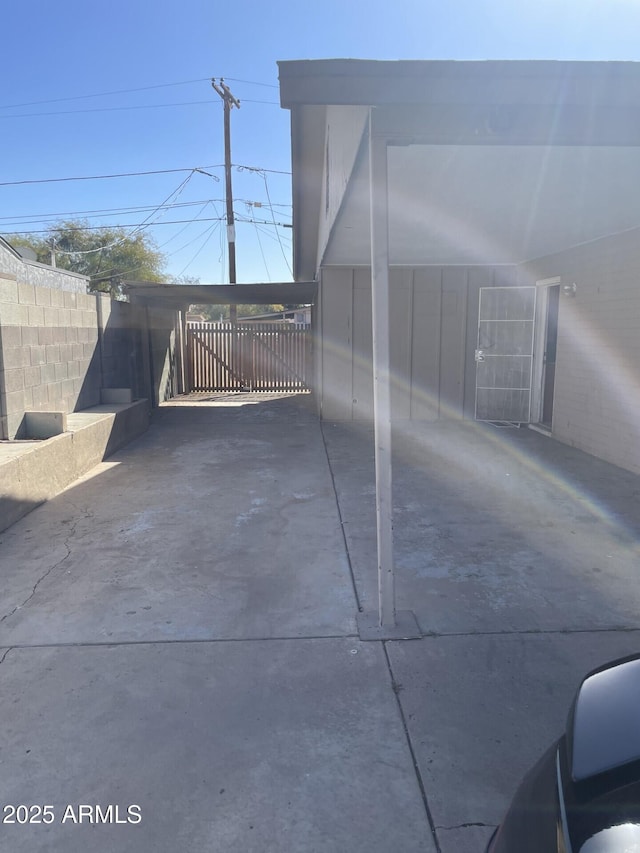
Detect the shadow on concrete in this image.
<box><xmin>322</xmin><ymin>418</ymin><xmax>640</xmax><ymax>634</ymax></box>
<box><xmin>0</xmin><ymin>492</ymin><xmax>42</xmax><ymax>531</ymax></box>
<box><xmin>322</xmin><ymin>416</ymin><xmax>640</xmax><ymax>853</ymax></box>
<box><xmin>0</xmin><ymin>392</ymin><xmax>354</xmax><ymax>647</ymax></box>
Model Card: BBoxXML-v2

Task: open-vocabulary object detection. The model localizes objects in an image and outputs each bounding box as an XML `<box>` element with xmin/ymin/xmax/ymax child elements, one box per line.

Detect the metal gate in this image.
<box><xmin>475</xmin><ymin>286</ymin><xmax>536</xmax><ymax>422</ymax></box>
<box><xmin>187</xmin><ymin>322</ymin><xmax>311</xmax><ymax>392</ymax></box>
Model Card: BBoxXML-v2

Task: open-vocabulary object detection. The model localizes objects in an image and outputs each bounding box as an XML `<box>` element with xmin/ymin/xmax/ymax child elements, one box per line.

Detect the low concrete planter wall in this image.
<box><xmin>0</xmin><ymin>399</ymin><xmax>149</xmax><ymax>532</ymax></box>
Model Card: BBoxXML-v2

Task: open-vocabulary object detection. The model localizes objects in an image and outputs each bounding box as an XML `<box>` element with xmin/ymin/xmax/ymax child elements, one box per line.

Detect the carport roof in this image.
<box><xmin>278</xmin><ymin>58</ymin><xmax>640</xmax><ymax>107</ymax></box>
<box><xmin>124</xmin><ymin>280</ymin><xmax>316</xmax><ymax>309</ymax></box>
<box><xmin>278</xmin><ymin>58</ymin><xmax>640</xmax><ymax>278</ymax></box>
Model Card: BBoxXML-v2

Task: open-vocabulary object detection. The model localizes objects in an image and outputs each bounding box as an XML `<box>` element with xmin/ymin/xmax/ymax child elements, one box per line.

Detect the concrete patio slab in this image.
<box><xmin>0</xmin><ymin>639</ymin><xmax>434</xmax><ymax>853</ymax></box>
<box><xmin>322</xmin><ymin>420</ymin><xmax>640</xmax><ymax>634</ymax></box>
<box><xmin>0</xmin><ymin>397</ymin><xmax>356</xmax><ymax>646</ymax></box>
<box><xmin>3</xmin><ymin>395</ymin><xmax>640</xmax><ymax>853</ymax></box>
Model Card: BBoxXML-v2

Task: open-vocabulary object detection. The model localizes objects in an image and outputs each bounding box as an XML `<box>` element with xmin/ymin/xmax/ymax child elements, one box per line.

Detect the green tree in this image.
<box><xmin>9</xmin><ymin>219</ymin><xmax>166</xmax><ymax>297</ymax></box>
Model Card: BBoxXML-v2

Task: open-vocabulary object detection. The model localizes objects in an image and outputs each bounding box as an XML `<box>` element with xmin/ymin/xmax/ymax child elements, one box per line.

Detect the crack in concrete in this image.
<box><xmin>436</xmin><ymin>822</ymin><xmax>497</xmax><ymax>830</ymax></box>
<box><xmin>61</xmin><ymin>497</ymin><xmax>94</xmax><ymax>521</ymax></box>
<box><xmin>0</xmin><ymin>527</ymin><xmax>76</xmax><ymax>625</ymax></box>
<box><xmin>422</xmin><ymin>626</ymin><xmax>640</xmax><ymax>638</ymax></box>
<box><xmin>3</xmin><ymin>634</ymin><xmax>360</xmax><ymax>651</ymax></box>
<box><xmin>382</xmin><ymin>643</ymin><xmax>443</xmax><ymax>853</ymax></box>
<box><xmin>0</xmin><ymin>647</ymin><xmax>13</xmax><ymax>666</ymax></box>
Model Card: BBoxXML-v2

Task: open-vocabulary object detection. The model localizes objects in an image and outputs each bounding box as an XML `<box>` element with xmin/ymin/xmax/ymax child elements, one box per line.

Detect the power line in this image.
<box><xmin>236</xmin><ymin>215</ymin><xmax>292</xmax><ymax>229</ymax></box>
<box><xmin>0</xmin><ymin>163</ymin><xmax>289</xmax><ymax>188</ymax></box>
<box><xmin>223</xmin><ymin>77</ymin><xmax>278</xmax><ymax>90</ymax></box>
<box><xmin>125</xmin><ymin>170</ymin><xmax>197</xmax><ymax>238</ymax></box>
<box><xmin>261</xmin><ymin>171</ymin><xmax>292</xmax><ymax>275</ymax></box>
<box><xmin>88</xmin><ymin>218</ymin><xmax>218</xmax><ymax>282</ymax></box>
<box><xmin>236</xmin><ymin>164</ymin><xmax>292</xmax><ymax>176</ymax></box>
<box><xmin>0</xmin><ymin>100</ymin><xmax>215</xmax><ymax>119</ymax></box>
<box><xmin>1</xmin><ymin>215</ymin><xmax>290</xmax><ymax>237</ymax></box>
<box><xmin>154</xmin><ymin>202</ymin><xmax>215</xmax><ymax>251</ymax></box>
<box><xmin>0</xmin><ymin>198</ymin><xmax>225</xmax><ymax>224</ymax></box>
<box><xmin>251</xmin><ymin>218</ymin><xmax>271</xmax><ymax>282</ymax></box>
<box><xmin>0</xmin><ymin>98</ymin><xmax>280</xmax><ymax>119</ymax></box>
<box><xmin>247</xmin><ymin>220</ymin><xmax>293</xmax><ymax>248</ymax></box>
<box><xmin>0</xmin><ymin>197</ymin><xmax>286</xmax><ymax>232</ymax></box>
<box><xmin>177</xmin><ymin>223</ymin><xmax>219</xmax><ymax>277</ymax></box>
<box><xmin>0</xmin><ymin>75</ymin><xmax>278</xmax><ymax>111</ymax></box>
<box><xmin>235</xmin><ymin>99</ymin><xmax>279</xmax><ymax>106</ymax></box>
<box><xmin>162</xmin><ymin>211</ymin><xmax>218</xmax><ymax>256</ymax></box>
<box><xmin>2</xmin><ymin>216</ymin><xmax>226</xmax><ymax>235</ymax></box>
<box><xmin>0</xmin><ymin>78</ymin><xmax>212</xmax><ymax>111</ymax></box>
<box><xmin>0</xmin><ymin>166</ymin><xmax>220</xmax><ymax>188</ymax></box>
<box><xmin>53</xmin><ymin>171</ymin><xmax>198</xmax><ymax>256</ymax></box>
<box><xmin>239</xmin><ymin>199</ymin><xmax>292</xmax><ymax>210</ymax></box>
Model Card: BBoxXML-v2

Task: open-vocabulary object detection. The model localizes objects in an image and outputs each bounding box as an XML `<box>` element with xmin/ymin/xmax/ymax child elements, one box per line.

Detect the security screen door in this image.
<box><xmin>475</xmin><ymin>286</ymin><xmax>536</xmax><ymax>422</ymax></box>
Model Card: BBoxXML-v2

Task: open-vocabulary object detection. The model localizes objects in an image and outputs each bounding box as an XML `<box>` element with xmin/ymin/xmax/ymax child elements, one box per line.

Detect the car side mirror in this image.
<box><xmin>487</xmin><ymin>654</ymin><xmax>640</xmax><ymax>853</ymax></box>
<box><xmin>567</xmin><ymin>655</ymin><xmax>640</xmax><ymax>794</ymax></box>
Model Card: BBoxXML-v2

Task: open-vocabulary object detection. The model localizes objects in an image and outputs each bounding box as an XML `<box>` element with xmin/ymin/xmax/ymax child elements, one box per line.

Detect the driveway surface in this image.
<box><xmin>1</xmin><ymin>393</ymin><xmax>639</xmax><ymax>852</ymax></box>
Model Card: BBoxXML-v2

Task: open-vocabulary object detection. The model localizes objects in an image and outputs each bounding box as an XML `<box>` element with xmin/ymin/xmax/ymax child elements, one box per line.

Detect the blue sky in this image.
<box><xmin>2</xmin><ymin>0</ymin><xmax>640</xmax><ymax>284</ymax></box>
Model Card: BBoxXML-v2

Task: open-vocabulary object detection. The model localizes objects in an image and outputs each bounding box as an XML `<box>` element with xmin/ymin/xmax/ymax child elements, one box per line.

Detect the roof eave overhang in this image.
<box><xmin>278</xmin><ymin>59</ymin><xmax>640</xmax><ymax>273</ymax></box>
<box><xmin>278</xmin><ymin>59</ymin><xmax>640</xmax><ymax>108</ymax></box>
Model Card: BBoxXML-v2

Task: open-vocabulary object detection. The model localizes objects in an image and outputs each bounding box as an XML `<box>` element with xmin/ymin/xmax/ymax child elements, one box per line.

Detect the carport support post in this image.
<box><xmin>356</xmin><ymin>113</ymin><xmax>420</xmax><ymax>642</ymax></box>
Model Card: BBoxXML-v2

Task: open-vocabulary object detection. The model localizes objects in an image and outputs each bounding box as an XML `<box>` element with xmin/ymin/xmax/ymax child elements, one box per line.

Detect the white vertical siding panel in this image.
<box><xmin>439</xmin><ymin>268</ymin><xmax>468</xmax><ymax>419</ymax></box>
<box><xmin>352</xmin><ymin>268</ymin><xmax>374</xmax><ymax>419</ymax></box>
<box><xmin>320</xmin><ymin>267</ymin><xmax>354</xmax><ymax>420</ymax></box>
<box><xmin>389</xmin><ymin>267</ymin><xmax>413</xmax><ymax>420</ymax></box>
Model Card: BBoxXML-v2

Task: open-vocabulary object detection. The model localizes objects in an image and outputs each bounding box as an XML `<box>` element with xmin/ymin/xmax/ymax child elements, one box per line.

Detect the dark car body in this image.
<box><xmin>487</xmin><ymin>655</ymin><xmax>640</xmax><ymax>853</ymax></box>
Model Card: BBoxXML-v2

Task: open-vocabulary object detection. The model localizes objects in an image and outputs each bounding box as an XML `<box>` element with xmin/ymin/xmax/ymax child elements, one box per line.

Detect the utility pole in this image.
<box><xmin>212</xmin><ymin>78</ymin><xmax>240</xmax><ymax>324</ymax></box>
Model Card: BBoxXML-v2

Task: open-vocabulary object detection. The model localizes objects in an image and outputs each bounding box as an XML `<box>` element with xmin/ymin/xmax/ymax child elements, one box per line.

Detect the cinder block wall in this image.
<box><xmin>98</xmin><ymin>296</ymin><xmax>150</xmax><ymax>402</ymax></box>
<box><xmin>0</xmin><ymin>243</ymin><xmax>179</xmax><ymax>440</ymax></box>
<box><xmin>0</xmin><ymin>274</ymin><xmax>101</xmax><ymax>439</ymax></box>
<box><xmin>521</xmin><ymin>229</ymin><xmax>640</xmax><ymax>476</ymax></box>
<box><xmin>147</xmin><ymin>305</ymin><xmax>179</xmax><ymax>406</ymax></box>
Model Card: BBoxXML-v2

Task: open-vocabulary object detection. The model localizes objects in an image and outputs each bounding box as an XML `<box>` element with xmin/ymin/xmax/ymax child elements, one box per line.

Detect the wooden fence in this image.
<box><xmin>187</xmin><ymin>322</ymin><xmax>311</xmax><ymax>392</ymax></box>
